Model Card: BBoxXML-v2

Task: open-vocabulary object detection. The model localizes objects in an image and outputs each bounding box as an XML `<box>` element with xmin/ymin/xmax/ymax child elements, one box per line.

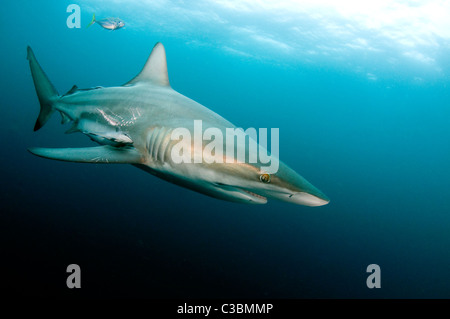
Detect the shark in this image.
<box><xmin>26</xmin><ymin>42</ymin><xmax>330</xmax><ymax>206</ymax></box>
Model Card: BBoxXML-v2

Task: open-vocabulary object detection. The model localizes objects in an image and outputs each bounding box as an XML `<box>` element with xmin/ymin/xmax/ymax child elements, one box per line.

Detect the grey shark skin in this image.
<box><xmin>27</xmin><ymin>43</ymin><xmax>329</xmax><ymax>206</ymax></box>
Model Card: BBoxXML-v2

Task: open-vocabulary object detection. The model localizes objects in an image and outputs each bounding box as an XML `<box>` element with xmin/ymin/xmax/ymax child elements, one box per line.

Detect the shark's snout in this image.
<box><xmin>267</xmin><ymin>162</ymin><xmax>330</xmax><ymax>207</ymax></box>
<box><xmin>289</xmin><ymin>192</ymin><xmax>330</xmax><ymax>207</ymax></box>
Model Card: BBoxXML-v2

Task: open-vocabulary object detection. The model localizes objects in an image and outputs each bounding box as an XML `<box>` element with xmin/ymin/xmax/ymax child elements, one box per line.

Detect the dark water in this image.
<box><xmin>1</xmin><ymin>1</ymin><xmax>450</xmax><ymax>298</ymax></box>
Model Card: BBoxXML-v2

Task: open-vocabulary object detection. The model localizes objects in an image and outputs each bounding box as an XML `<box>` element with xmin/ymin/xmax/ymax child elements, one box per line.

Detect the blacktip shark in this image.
<box><xmin>26</xmin><ymin>43</ymin><xmax>330</xmax><ymax>206</ymax></box>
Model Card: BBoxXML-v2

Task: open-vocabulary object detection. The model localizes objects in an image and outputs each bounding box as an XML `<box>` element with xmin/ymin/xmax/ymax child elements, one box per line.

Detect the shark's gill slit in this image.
<box><xmin>148</xmin><ymin>127</ymin><xmax>160</xmax><ymax>160</ymax></box>
<box><xmin>158</xmin><ymin>129</ymin><xmax>172</xmax><ymax>162</ymax></box>
<box><xmin>153</xmin><ymin>127</ymin><xmax>166</xmax><ymax>161</ymax></box>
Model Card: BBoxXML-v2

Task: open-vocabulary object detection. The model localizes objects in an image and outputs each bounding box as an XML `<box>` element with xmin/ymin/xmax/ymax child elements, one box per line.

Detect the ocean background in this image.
<box><xmin>1</xmin><ymin>0</ymin><xmax>450</xmax><ymax>298</ymax></box>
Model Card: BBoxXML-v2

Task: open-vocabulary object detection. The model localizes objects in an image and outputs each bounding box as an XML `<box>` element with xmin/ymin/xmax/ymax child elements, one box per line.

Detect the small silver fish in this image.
<box><xmin>87</xmin><ymin>13</ymin><xmax>125</xmax><ymax>30</ymax></box>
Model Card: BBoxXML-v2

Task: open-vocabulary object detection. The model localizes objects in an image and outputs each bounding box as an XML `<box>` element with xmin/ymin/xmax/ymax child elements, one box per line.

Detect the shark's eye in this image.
<box><xmin>260</xmin><ymin>173</ymin><xmax>271</xmax><ymax>183</ymax></box>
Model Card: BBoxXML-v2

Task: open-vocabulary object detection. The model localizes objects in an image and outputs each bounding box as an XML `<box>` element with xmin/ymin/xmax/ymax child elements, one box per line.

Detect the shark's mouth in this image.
<box><xmin>236</xmin><ymin>187</ymin><xmax>268</xmax><ymax>204</ymax></box>
<box><xmin>214</xmin><ymin>183</ymin><xmax>267</xmax><ymax>204</ymax></box>
<box><xmin>241</xmin><ymin>189</ymin><xmax>267</xmax><ymax>201</ymax></box>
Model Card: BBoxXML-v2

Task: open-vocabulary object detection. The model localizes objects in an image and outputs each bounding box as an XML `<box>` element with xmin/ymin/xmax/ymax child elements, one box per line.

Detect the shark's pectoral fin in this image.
<box><xmin>28</xmin><ymin>145</ymin><xmax>144</xmax><ymax>164</ymax></box>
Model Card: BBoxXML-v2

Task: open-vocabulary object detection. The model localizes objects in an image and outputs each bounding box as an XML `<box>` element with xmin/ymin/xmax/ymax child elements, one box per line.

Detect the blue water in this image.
<box><xmin>1</xmin><ymin>1</ymin><xmax>450</xmax><ymax>298</ymax></box>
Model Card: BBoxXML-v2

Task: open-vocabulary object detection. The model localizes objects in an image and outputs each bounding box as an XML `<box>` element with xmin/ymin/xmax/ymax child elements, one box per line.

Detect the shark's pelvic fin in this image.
<box><xmin>27</xmin><ymin>46</ymin><xmax>59</xmax><ymax>131</ymax></box>
<box><xmin>60</xmin><ymin>112</ymin><xmax>71</xmax><ymax>124</ymax></box>
<box><xmin>28</xmin><ymin>146</ymin><xmax>143</xmax><ymax>164</ymax></box>
<box><xmin>125</xmin><ymin>42</ymin><xmax>170</xmax><ymax>87</ymax></box>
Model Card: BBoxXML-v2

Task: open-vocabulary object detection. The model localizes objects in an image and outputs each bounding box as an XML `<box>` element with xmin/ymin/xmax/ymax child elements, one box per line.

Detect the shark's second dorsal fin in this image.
<box><xmin>63</xmin><ymin>85</ymin><xmax>79</xmax><ymax>96</ymax></box>
<box><xmin>125</xmin><ymin>42</ymin><xmax>170</xmax><ymax>87</ymax></box>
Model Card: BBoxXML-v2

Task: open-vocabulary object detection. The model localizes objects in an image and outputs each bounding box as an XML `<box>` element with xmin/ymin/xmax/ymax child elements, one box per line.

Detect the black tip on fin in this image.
<box><xmin>34</xmin><ymin>120</ymin><xmax>42</xmax><ymax>131</ymax></box>
<box><xmin>26</xmin><ymin>46</ymin><xmax>33</xmax><ymax>60</ymax></box>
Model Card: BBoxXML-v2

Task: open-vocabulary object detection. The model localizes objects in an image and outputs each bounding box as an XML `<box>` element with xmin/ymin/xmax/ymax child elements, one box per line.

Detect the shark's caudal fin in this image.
<box><xmin>125</xmin><ymin>42</ymin><xmax>170</xmax><ymax>86</ymax></box>
<box><xmin>28</xmin><ymin>145</ymin><xmax>143</xmax><ymax>164</ymax></box>
<box><xmin>27</xmin><ymin>46</ymin><xmax>59</xmax><ymax>131</ymax></box>
<box><xmin>87</xmin><ymin>13</ymin><xmax>96</xmax><ymax>28</ymax></box>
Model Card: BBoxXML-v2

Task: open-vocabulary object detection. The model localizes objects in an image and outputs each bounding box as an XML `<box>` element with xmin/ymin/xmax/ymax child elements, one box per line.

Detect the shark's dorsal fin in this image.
<box><xmin>125</xmin><ymin>42</ymin><xmax>170</xmax><ymax>87</ymax></box>
<box><xmin>63</xmin><ymin>85</ymin><xmax>79</xmax><ymax>96</ymax></box>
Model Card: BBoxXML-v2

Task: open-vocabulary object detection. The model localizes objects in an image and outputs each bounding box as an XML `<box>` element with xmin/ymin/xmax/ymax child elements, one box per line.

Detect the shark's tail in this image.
<box><xmin>87</xmin><ymin>13</ymin><xmax>96</xmax><ymax>28</ymax></box>
<box><xmin>27</xmin><ymin>46</ymin><xmax>59</xmax><ymax>131</ymax></box>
